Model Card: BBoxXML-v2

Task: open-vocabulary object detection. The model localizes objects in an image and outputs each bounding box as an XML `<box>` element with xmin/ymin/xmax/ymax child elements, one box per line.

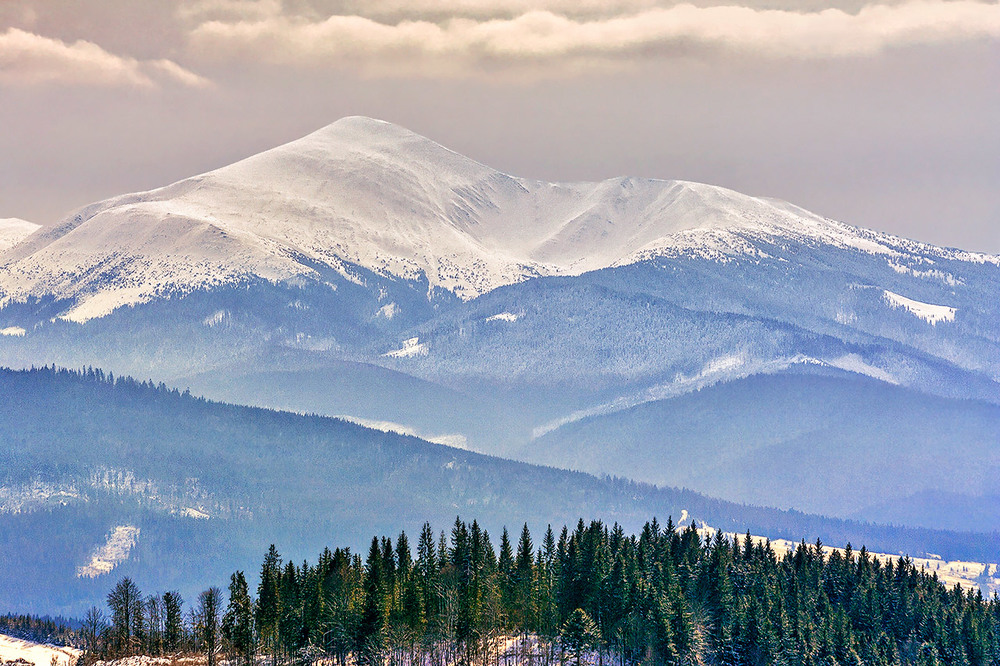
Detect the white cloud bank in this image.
<box><xmin>180</xmin><ymin>0</ymin><xmax>667</xmax><ymax>22</ymax></box>
<box><xmin>187</xmin><ymin>0</ymin><xmax>1000</xmax><ymax>74</ymax></box>
<box><xmin>0</xmin><ymin>28</ymin><xmax>210</xmax><ymax>88</ymax></box>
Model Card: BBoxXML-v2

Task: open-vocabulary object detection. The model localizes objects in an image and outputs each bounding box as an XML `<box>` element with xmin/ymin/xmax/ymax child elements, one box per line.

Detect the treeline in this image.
<box><xmin>0</xmin><ymin>614</ymin><xmax>78</xmax><ymax>647</ymax></box>
<box><xmin>87</xmin><ymin>518</ymin><xmax>1000</xmax><ymax>666</ymax></box>
<box><xmin>13</xmin><ymin>365</ymin><xmax>200</xmax><ymax>402</ymax></box>
<box><xmin>77</xmin><ymin>580</ymin><xmax>225</xmax><ymax>665</ymax></box>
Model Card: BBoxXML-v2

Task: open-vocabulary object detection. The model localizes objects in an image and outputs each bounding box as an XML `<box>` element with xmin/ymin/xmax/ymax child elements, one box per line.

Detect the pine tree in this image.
<box><xmin>195</xmin><ymin>587</ymin><xmax>223</xmax><ymax>666</ymax></box>
<box><xmin>175</xmin><ymin>517</ymin><xmax>1000</xmax><ymax>666</ymax></box>
<box><xmin>278</xmin><ymin>560</ymin><xmax>303</xmax><ymax>658</ymax></box>
<box><xmin>107</xmin><ymin>577</ymin><xmax>143</xmax><ymax>657</ymax></box>
<box><xmin>223</xmin><ymin>571</ymin><xmax>256</xmax><ymax>666</ymax></box>
<box><xmin>561</xmin><ymin>608</ymin><xmax>599</xmax><ymax>666</ymax></box>
<box><xmin>162</xmin><ymin>592</ymin><xmax>184</xmax><ymax>653</ymax></box>
<box><xmin>514</xmin><ymin>523</ymin><xmax>535</xmax><ymax>634</ymax></box>
<box><xmin>358</xmin><ymin>537</ymin><xmax>385</xmax><ymax>666</ymax></box>
<box><xmin>256</xmin><ymin>545</ymin><xmax>282</xmax><ymax>664</ymax></box>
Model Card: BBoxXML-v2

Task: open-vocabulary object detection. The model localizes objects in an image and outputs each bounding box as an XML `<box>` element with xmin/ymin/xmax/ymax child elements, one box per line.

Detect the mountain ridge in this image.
<box><xmin>3</xmin><ymin>364</ymin><xmax>998</xmax><ymax>614</ymax></box>
<box><xmin>4</xmin><ymin>116</ymin><xmax>993</xmax><ymax>322</ymax></box>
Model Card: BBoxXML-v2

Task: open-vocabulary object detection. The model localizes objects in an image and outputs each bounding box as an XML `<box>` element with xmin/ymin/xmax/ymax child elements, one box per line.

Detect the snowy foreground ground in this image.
<box><xmin>0</xmin><ymin>634</ymin><xmax>79</xmax><ymax>666</ymax></box>
<box><xmin>0</xmin><ymin>634</ymin><xmax>605</xmax><ymax>666</ymax></box>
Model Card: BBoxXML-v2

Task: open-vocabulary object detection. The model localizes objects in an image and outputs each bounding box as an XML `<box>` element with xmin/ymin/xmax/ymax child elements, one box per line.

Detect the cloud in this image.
<box><xmin>0</xmin><ymin>28</ymin><xmax>211</xmax><ymax>88</ymax></box>
<box><xmin>328</xmin><ymin>0</ymin><xmax>667</xmax><ymax>21</ymax></box>
<box><xmin>177</xmin><ymin>0</ymin><xmax>284</xmax><ymax>22</ymax></box>
<box><xmin>178</xmin><ymin>0</ymin><xmax>664</xmax><ymax>22</ymax></box>
<box><xmin>146</xmin><ymin>58</ymin><xmax>213</xmax><ymax>88</ymax></box>
<box><xmin>186</xmin><ymin>0</ymin><xmax>1000</xmax><ymax>75</ymax></box>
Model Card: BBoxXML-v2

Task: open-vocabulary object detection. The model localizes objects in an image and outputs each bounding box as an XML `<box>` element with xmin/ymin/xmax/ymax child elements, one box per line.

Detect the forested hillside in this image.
<box><xmin>526</xmin><ymin>373</ymin><xmax>1000</xmax><ymax>526</ymax></box>
<box><xmin>3</xmin><ymin>367</ymin><xmax>998</xmax><ymax>615</ymax></box>
<box><xmin>85</xmin><ymin>519</ymin><xmax>1000</xmax><ymax>666</ymax></box>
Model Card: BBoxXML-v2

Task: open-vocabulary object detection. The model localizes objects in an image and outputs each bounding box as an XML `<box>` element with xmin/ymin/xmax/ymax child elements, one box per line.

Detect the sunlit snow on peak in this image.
<box><xmin>1</xmin><ymin>117</ymin><xmax>997</xmax><ymax>321</ymax></box>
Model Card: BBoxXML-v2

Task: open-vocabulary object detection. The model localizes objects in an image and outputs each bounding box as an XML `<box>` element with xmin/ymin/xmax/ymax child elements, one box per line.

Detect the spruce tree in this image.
<box><xmin>195</xmin><ymin>587</ymin><xmax>223</xmax><ymax>666</ymax></box>
<box><xmin>223</xmin><ymin>571</ymin><xmax>256</xmax><ymax>666</ymax></box>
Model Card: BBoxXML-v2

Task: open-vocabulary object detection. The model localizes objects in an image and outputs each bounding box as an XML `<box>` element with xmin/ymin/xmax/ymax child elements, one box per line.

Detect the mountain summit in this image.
<box><xmin>3</xmin><ymin>116</ymin><xmax>970</xmax><ymax>322</ymax></box>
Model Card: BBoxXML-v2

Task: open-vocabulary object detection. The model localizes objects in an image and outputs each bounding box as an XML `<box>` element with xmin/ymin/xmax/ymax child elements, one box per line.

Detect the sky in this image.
<box><xmin>1</xmin><ymin>0</ymin><xmax>998</xmax><ymax>252</ymax></box>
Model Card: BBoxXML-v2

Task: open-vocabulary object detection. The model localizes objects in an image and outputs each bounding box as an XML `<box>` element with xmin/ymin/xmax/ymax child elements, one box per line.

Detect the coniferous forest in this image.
<box><xmin>81</xmin><ymin>518</ymin><xmax>999</xmax><ymax>666</ymax></box>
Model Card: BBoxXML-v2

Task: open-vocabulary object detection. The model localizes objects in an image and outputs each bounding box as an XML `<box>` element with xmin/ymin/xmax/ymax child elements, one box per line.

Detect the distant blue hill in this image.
<box><xmin>2</xmin><ymin>366</ymin><xmax>997</xmax><ymax>616</ymax></box>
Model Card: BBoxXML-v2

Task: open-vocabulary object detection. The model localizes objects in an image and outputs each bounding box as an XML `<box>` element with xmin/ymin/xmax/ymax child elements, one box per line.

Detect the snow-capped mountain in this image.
<box><xmin>5</xmin><ymin>116</ymin><xmax>991</xmax><ymax>322</ymax></box>
<box><xmin>2</xmin><ymin>117</ymin><xmax>999</xmax><ymax>529</ymax></box>
<box><xmin>0</xmin><ymin>218</ymin><xmax>40</xmax><ymax>254</ymax></box>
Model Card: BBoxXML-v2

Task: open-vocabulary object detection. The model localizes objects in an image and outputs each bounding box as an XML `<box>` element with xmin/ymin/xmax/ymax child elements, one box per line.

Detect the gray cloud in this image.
<box><xmin>0</xmin><ymin>27</ymin><xmax>210</xmax><ymax>88</ymax></box>
<box><xmin>186</xmin><ymin>0</ymin><xmax>1000</xmax><ymax>75</ymax></box>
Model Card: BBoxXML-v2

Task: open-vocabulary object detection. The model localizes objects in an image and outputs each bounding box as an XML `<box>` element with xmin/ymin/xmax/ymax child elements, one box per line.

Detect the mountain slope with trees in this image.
<box><xmin>84</xmin><ymin>519</ymin><xmax>1000</xmax><ymax>666</ymax></box>
<box><xmin>2</xmin><ymin>366</ymin><xmax>997</xmax><ymax>615</ymax></box>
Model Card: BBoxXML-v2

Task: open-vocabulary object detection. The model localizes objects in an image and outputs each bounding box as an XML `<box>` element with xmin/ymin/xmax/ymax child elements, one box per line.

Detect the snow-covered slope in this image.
<box><xmin>5</xmin><ymin>116</ymin><xmax>993</xmax><ymax>322</ymax></box>
<box><xmin>0</xmin><ymin>634</ymin><xmax>80</xmax><ymax>666</ymax></box>
<box><xmin>0</xmin><ymin>218</ymin><xmax>40</xmax><ymax>254</ymax></box>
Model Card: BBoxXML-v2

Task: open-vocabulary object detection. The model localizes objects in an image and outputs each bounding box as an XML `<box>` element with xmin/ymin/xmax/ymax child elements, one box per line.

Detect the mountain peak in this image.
<box><xmin>1</xmin><ymin>117</ymin><xmax>983</xmax><ymax>322</ymax></box>
<box><xmin>321</xmin><ymin>115</ymin><xmax>409</xmax><ymax>135</ymax></box>
<box><xmin>297</xmin><ymin>115</ymin><xmax>432</xmax><ymax>150</ymax></box>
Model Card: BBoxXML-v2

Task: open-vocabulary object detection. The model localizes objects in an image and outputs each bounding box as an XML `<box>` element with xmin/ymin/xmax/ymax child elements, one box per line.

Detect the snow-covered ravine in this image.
<box><xmin>0</xmin><ymin>634</ymin><xmax>80</xmax><ymax>666</ymax></box>
<box><xmin>76</xmin><ymin>525</ymin><xmax>140</xmax><ymax>578</ymax></box>
<box><xmin>2</xmin><ymin>116</ymin><xmax>995</xmax><ymax>322</ymax></box>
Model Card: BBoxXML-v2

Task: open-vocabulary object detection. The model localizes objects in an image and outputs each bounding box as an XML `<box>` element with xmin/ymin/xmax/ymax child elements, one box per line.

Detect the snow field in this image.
<box><xmin>0</xmin><ymin>634</ymin><xmax>80</xmax><ymax>666</ymax></box>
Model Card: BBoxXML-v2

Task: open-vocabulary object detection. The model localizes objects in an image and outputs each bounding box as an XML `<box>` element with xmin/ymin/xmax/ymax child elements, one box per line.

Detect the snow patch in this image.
<box><xmin>532</xmin><ymin>351</ymin><xmax>902</xmax><ymax>439</ymax></box>
<box><xmin>696</xmin><ymin>522</ymin><xmax>999</xmax><ymax>597</ymax></box>
<box><xmin>202</xmin><ymin>309</ymin><xmax>229</xmax><ymax>327</ymax></box>
<box><xmin>77</xmin><ymin>525</ymin><xmax>140</xmax><ymax>578</ymax></box>
<box><xmin>824</xmin><ymin>354</ymin><xmax>898</xmax><ymax>384</ymax></box>
<box><xmin>338</xmin><ymin>415</ymin><xmax>468</xmax><ymax>449</ymax></box>
<box><xmin>486</xmin><ymin>311</ymin><xmax>522</xmax><ymax>323</ymax></box>
<box><xmin>0</xmin><ymin>480</ymin><xmax>80</xmax><ymax>513</ymax></box>
<box><xmin>834</xmin><ymin>310</ymin><xmax>857</xmax><ymax>326</ymax></box>
<box><xmin>888</xmin><ymin>261</ymin><xmax>963</xmax><ymax>287</ymax></box>
<box><xmin>0</xmin><ymin>326</ymin><xmax>25</xmax><ymax>337</ymax></box>
<box><xmin>883</xmin><ymin>290</ymin><xmax>956</xmax><ymax>324</ymax></box>
<box><xmin>179</xmin><ymin>506</ymin><xmax>210</xmax><ymax>519</ymax></box>
<box><xmin>0</xmin><ymin>634</ymin><xmax>80</xmax><ymax>666</ymax></box>
<box><xmin>377</xmin><ymin>302</ymin><xmax>398</xmax><ymax>320</ymax></box>
<box><xmin>533</xmin><ymin>353</ymin><xmax>756</xmax><ymax>438</ymax></box>
<box><xmin>59</xmin><ymin>287</ymin><xmax>153</xmax><ymax>324</ymax></box>
<box><xmin>383</xmin><ymin>336</ymin><xmax>428</xmax><ymax>358</ymax></box>
<box><xmin>92</xmin><ymin>657</ymin><xmax>206</xmax><ymax>666</ymax></box>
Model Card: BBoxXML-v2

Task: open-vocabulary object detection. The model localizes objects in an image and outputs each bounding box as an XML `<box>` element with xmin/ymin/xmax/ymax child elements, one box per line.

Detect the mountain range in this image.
<box><xmin>1</xmin><ymin>117</ymin><xmax>998</xmax><ymax>591</ymax></box>
<box><xmin>3</xmin><ymin>366</ymin><xmax>997</xmax><ymax>615</ymax></box>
